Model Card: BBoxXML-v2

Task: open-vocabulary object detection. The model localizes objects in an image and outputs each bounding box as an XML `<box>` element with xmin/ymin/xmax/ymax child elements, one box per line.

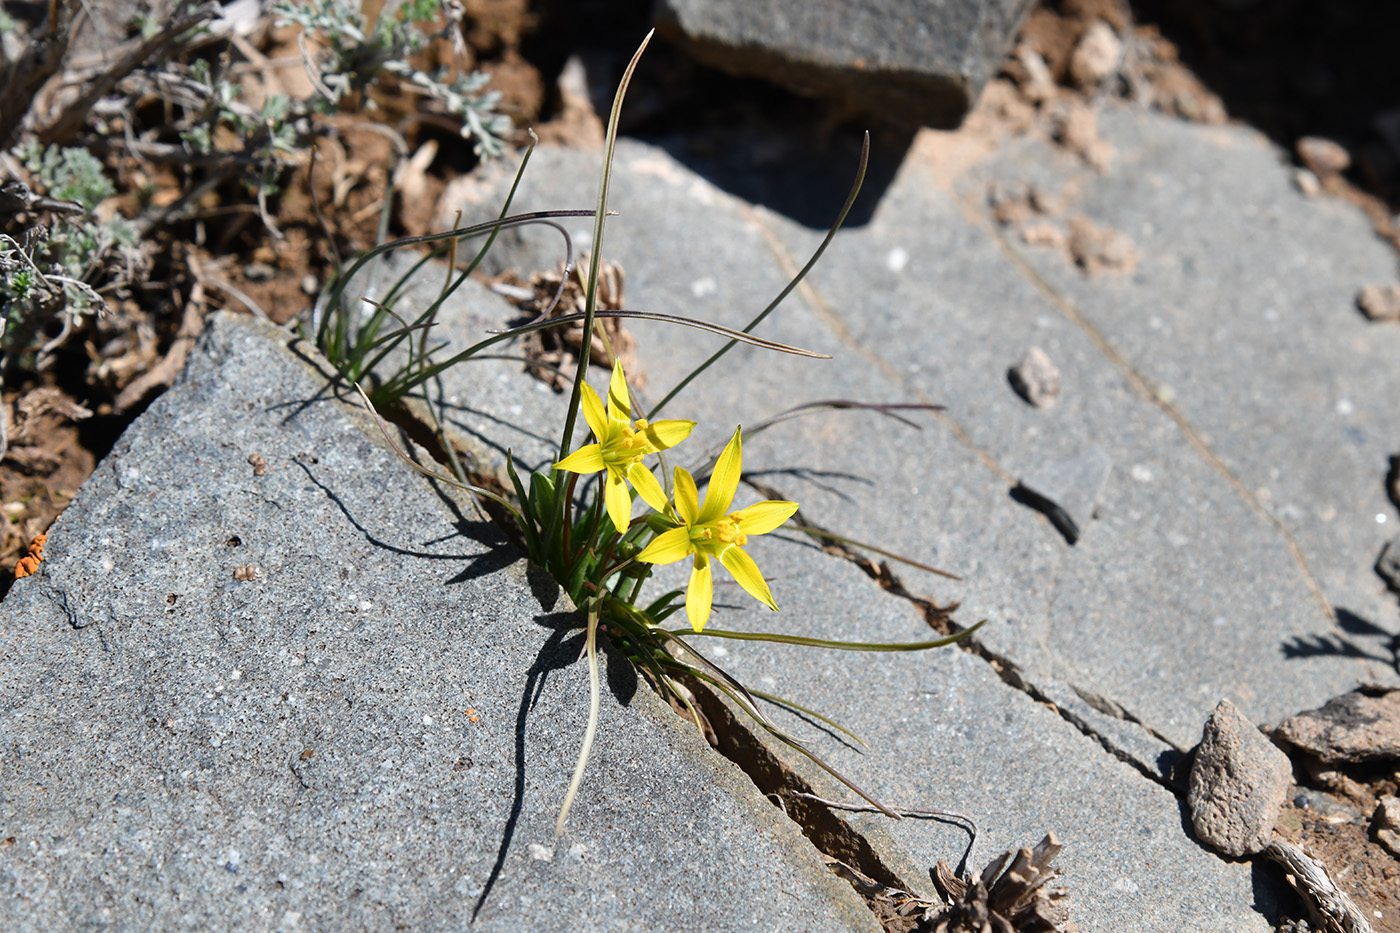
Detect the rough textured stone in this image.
<box><xmin>0</xmin><ymin>313</ymin><xmax>878</xmax><ymax>933</ymax></box>
<box><xmin>1189</xmin><ymin>700</ymin><xmax>1293</xmax><ymax>857</ymax></box>
<box><xmin>1374</xmin><ymin>796</ymin><xmax>1400</xmax><ymax>857</ymax></box>
<box><xmin>1357</xmin><ymin>284</ymin><xmax>1400</xmax><ymax>322</ymax></box>
<box><xmin>652</xmin><ymin>0</ymin><xmax>1036</xmax><ymax>129</ymax></box>
<box><xmin>1008</xmin><ymin>345</ymin><xmax>1061</xmax><ymax>407</ymax></box>
<box><xmin>1275</xmin><ymin>689</ymin><xmax>1400</xmax><ymax>763</ymax></box>
<box><xmin>1068</xmin><ymin>21</ymin><xmax>1123</xmax><ymax>90</ymax></box>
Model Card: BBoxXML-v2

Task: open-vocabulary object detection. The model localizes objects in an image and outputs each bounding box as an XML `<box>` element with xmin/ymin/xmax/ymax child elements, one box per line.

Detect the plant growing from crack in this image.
<box><xmin>324</xmin><ymin>31</ymin><xmax>983</xmax><ymax>836</ymax></box>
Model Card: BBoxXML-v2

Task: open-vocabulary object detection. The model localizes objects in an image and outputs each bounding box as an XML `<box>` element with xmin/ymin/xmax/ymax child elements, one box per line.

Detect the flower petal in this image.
<box><xmin>554</xmin><ymin>443</ymin><xmax>605</xmax><ymax>474</ymax></box>
<box><xmin>640</xmin><ymin>418</ymin><xmax>696</xmax><ymax>452</ymax></box>
<box><xmin>699</xmin><ymin>426</ymin><xmax>743</xmax><ymax>523</ymax></box>
<box><xmin>673</xmin><ymin>466</ymin><xmax>700</xmax><ymax>526</ymax></box>
<box><xmin>627</xmin><ymin>463</ymin><xmax>669</xmax><ymax>514</ymax></box>
<box><xmin>637</xmin><ymin>526</ymin><xmax>693</xmax><ymax>564</ymax></box>
<box><xmin>720</xmin><ymin>545</ymin><xmax>778</xmax><ymax>612</ymax></box>
<box><xmin>731</xmin><ymin>500</ymin><xmax>799</xmax><ymax>536</ymax></box>
<box><xmin>686</xmin><ymin>553</ymin><xmax>714</xmax><ymax>632</ymax></box>
<box><xmin>606</xmin><ymin>359</ymin><xmax>631</xmax><ymax>422</ymax></box>
<box><xmin>579</xmin><ymin>382</ymin><xmax>609</xmax><ymax>440</ymax></box>
<box><xmin>604</xmin><ymin>468</ymin><xmax>632</xmax><ymax>534</ymax></box>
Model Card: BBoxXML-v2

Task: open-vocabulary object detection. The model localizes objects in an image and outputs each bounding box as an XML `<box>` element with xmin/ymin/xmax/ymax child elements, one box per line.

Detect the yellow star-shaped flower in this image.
<box><xmin>554</xmin><ymin>360</ymin><xmax>696</xmax><ymax>533</ymax></box>
<box><xmin>633</xmin><ymin>426</ymin><xmax>798</xmax><ymax>632</ymax></box>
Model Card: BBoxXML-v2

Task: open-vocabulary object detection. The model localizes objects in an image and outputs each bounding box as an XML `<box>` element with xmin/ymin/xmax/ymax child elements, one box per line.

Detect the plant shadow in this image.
<box><xmin>1280</xmin><ymin>607</ymin><xmax>1399</xmax><ymax>674</ymax></box>
<box><xmin>474</xmin><ymin>608</ymin><xmax>639</xmax><ymax>921</ymax></box>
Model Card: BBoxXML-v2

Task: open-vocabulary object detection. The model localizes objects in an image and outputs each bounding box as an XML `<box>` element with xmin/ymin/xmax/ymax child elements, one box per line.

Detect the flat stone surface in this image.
<box><xmin>653</xmin><ymin>0</ymin><xmax>1034</xmax><ymax>129</ymax></box>
<box><xmin>647</xmin><ymin>540</ymin><xmax>1277</xmax><ymax>930</ymax></box>
<box><xmin>972</xmin><ymin>104</ymin><xmax>1400</xmax><ymax>652</ymax></box>
<box><xmin>0</xmin><ymin>313</ymin><xmax>877</xmax><ymax>933</ymax></box>
<box><xmin>442</xmin><ymin>130</ymin><xmax>1396</xmax><ymax>775</ymax></box>
<box><xmin>1016</xmin><ymin>445</ymin><xmax>1113</xmax><ymax>544</ymax></box>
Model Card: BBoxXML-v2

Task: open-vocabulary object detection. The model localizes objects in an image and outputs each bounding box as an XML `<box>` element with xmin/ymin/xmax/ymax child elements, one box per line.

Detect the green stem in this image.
<box><xmin>648</xmin><ymin>132</ymin><xmax>870</xmax><ymax>420</ymax></box>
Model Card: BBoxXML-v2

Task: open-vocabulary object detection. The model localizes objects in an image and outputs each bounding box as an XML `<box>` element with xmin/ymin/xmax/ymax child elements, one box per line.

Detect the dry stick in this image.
<box><xmin>793</xmin><ymin>791</ymin><xmax>979</xmax><ymax>876</ymax></box>
<box><xmin>42</xmin><ymin>1</ymin><xmax>223</xmax><ymax>143</ymax></box>
<box><xmin>0</xmin><ymin>0</ymin><xmax>75</xmax><ymax>147</ymax></box>
<box><xmin>113</xmin><ymin>257</ymin><xmax>208</xmax><ymax>412</ymax></box>
<box><xmin>1263</xmin><ymin>838</ymin><xmax>1373</xmax><ymax>933</ymax></box>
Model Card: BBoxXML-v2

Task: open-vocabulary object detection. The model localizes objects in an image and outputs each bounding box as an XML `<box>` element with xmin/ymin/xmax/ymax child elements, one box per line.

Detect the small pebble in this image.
<box><xmin>1296</xmin><ymin>136</ymin><xmax>1350</xmax><ymax>177</ymax></box>
<box><xmin>1357</xmin><ymin>284</ymin><xmax>1400</xmax><ymax>322</ymax></box>
<box><xmin>1292</xmin><ymin>167</ymin><xmax>1321</xmax><ymax>197</ymax></box>
<box><xmin>1008</xmin><ymin>346</ymin><xmax>1061</xmax><ymax>408</ymax></box>
<box><xmin>1069</xmin><ymin>21</ymin><xmax>1123</xmax><ymax>89</ymax></box>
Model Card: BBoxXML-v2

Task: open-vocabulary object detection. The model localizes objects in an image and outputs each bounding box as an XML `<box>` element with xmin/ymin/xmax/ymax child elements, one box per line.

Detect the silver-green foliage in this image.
<box><xmin>2</xmin><ymin>143</ymin><xmax>139</xmax><ymax>332</ymax></box>
<box><xmin>272</xmin><ymin>0</ymin><xmax>510</xmax><ymax>158</ymax></box>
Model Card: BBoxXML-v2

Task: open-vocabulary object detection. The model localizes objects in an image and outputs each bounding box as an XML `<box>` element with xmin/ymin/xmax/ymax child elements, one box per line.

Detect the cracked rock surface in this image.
<box><xmin>6</xmin><ymin>93</ymin><xmax>1400</xmax><ymax>931</ymax></box>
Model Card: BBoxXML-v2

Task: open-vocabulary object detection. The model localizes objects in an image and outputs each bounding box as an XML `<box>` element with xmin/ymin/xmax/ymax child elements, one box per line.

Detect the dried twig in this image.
<box><xmin>1263</xmin><ymin>838</ymin><xmax>1373</xmax><ymax>933</ymax></box>
<box><xmin>41</xmin><ymin>1</ymin><xmax>223</xmax><ymax>143</ymax></box>
<box><xmin>112</xmin><ymin>258</ymin><xmax>207</xmax><ymax>412</ymax></box>
<box><xmin>0</xmin><ymin>0</ymin><xmax>76</xmax><ymax>147</ymax></box>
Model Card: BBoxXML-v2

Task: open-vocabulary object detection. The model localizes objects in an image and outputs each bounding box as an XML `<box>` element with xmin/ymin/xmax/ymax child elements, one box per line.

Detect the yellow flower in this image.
<box><xmin>634</xmin><ymin>427</ymin><xmax>798</xmax><ymax>632</ymax></box>
<box><xmin>554</xmin><ymin>360</ymin><xmax>696</xmax><ymax>533</ymax></box>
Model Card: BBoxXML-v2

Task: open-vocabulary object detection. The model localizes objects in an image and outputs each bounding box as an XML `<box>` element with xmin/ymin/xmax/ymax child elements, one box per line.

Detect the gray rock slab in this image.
<box><xmin>970</xmin><ymin>104</ymin><xmax>1400</xmax><ymax>650</ymax></box>
<box><xmin>646</xmin><ymin>540</ymin><xmax>1279</xmax><ymax>930</ymax></box>
<box><xmin>653</xmin><ymin>0</ymin><xmax>1035</xmax><ymax>129</ymax></box>
<box><xmin>1015</xmin><ymin>445</ymin><xmax>1112</xmax><ymax>544</ymax></box>
<box><xmin>436</xmin><ymin>135</ymin><xmax>1395</xmax><ymax>773</ymax></box>
<box><xmin>0</xmin><ymin>312</ymin><xmax>878</xmax><ymax>932</ymax></box>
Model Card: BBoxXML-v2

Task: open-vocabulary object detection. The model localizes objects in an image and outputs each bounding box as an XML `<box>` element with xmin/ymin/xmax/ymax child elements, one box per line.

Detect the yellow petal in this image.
<box><xmin>606</xmin><ymin>359</ymin><xmax>631</xmax><ymax>422</ymax></box>
<box><xmin>627</xmin><ymin>462</ymin><xmax>669</xmax><ymax>514</ymax></box>
<box><xmin>604</xmin><ymin>468</ymin><xmax>632</xmax><ymax>534</ymax></box>
<box><xmin>731</xmin><ymin>500</ymin><xmax>798</xmax><ymax>536</ymax></box>
<box><xmin>700</xmin><ymin>426</ymin><xmax>742</xmax><ymax>523</ymax></box>
<box><xmin>720</xmin><ymin>545</ymin><xmax>778</xmax><ymax>612</ymax></box>
<box><xmin>555</xmin><ymin>443</ymin><xmax>605</xmax><ymax>474</ymax></box>
<box><xmin>637</xmin><ymin>526</ymin><xmax>693</xmax><ymax>564</ymax></box>
<box><xmin>686</xmin><ymin>553</ymin><xmax>714</xmax><ymax>632</ymax></box>
<box><xmin>579</xmin><ymin>382</ymin><xmax>609</xmax><ymax>440</ymax></box>
<box><xmin>640</xmin><ymin>418</ymin><xmax>696</xmax><ymax>452</ymax></box>
<box><xmin>673</xmin><ymin>466</ymin><xmax>700</xmax><ymax>526</ymax></box>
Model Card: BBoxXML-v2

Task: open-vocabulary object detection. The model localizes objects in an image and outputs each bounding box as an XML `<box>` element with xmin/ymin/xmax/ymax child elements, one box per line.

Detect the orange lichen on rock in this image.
<box><xmin>13</xmin><ymin>534</ymin><xmax>47</xmax><ymax>578</ymax></box>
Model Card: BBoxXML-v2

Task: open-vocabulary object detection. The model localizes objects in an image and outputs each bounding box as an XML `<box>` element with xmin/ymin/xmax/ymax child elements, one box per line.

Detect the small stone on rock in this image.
<box><xmin>1069</xmin><ymin>21</ymin><xmax>1123</xmax><ymax>89</ymax></box>
<box><xmin>1188</xmin><ymin>699</ymin><xmax>1293</xmax><ymax>857</ymax></box>
<box><xmin>1357</xmin><ymin>285</ymin><xmax>1400</xmax><ymax>322</ymax></box>
<box><xmin>1067</xmin><ymin>216</ymin><xmax>1138</xmax><ymax>276</ymax></box>
<box><xmin>1374</xmin><ymin>796</ymin><xmax>1400</xmax><ymax>858</ymax></box>
<box><xmin>1293</xmin><ymin>168</ymin><xmax>1322</xmax><ymax>197</ymax></box>
<box><xmin>1009</xmin><ymin>346</ymin><xmax>1062</xmax><ymax>408</ymax></box>
<box><xmin>1296</xmin><ymin>136</ymin><xmax>1351</xmax><ymax>177</ymax></box>
<box><xmin>1275</xmin><ymin>688</ymin><xmax>1400</xmax><ymax>763</ymax></box>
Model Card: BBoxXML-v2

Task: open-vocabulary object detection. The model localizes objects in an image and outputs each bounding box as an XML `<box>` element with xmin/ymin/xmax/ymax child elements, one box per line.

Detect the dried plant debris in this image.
<box><xmin>925</xmin><ymin>833</ymin><xmax>1075</xmax><ymax>933</ymax></box>
<box><xmin>822</xmin><ymin>857</ymin><xmax>942</xmax><ymax>933</ymax></box>
<box><xmin>498</xmin><ymin>259</ymin><xmax>644</xmax><ymax>391</ymax></box>
<box><xmin>1263</xmin><ymin>838</ymin><xmax>1374</xmax><ymax>933</ymax></box>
